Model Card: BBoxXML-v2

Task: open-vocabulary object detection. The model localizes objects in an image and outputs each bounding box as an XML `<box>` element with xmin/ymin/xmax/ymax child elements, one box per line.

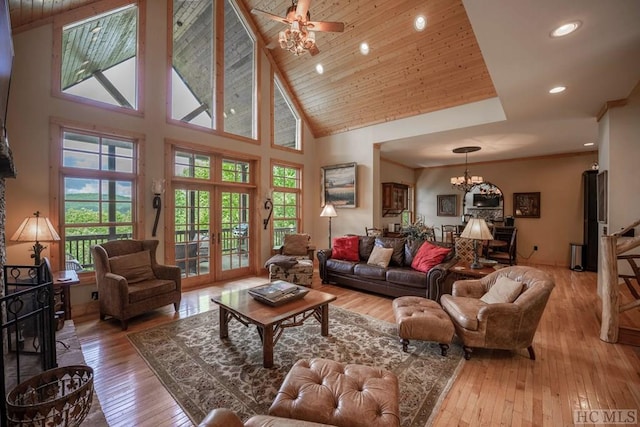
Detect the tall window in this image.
<box><xmin>223</xmin><ymin>0</ymin><xmax>256</xmax><ymax>138</ymax></box>
<box><xmin>57</xmin><ymin>3</ymin><xmax>141</xmax><ymax>110</ymax></box>
<box><xmin>273</xmin><ymin>76</ymin><xmax>301</xmax><ymax>150</ymax></box>
<box><xmin>271</xmin><ymin>163</ymin><xmax>302</xmax><ymax>246</ymax></box>
<box><xmin>60</xmin><ymin>129</ymin><xmax>138</xmax><ymax>270</ymax></box>
<box><xmin>171</xmin><ymin>0</ymin><xmax>214</xmax><ymax>127</ymax></box>
<box><xmin>170</xmin><ymin>0</ymin><xmax>256</xmax><ymax>138</ymax></box>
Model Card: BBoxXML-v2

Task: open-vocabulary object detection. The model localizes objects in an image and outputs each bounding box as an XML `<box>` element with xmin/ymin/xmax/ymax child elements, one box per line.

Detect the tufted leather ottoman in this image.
<box><xmin>269</xmin><ymin>358</ymin><xmax>400</xmax><ymax>427</ymax></box>
<box><xmin>392</xmin><ymin>296</ymin><xmax>455</xmax><ymax>356</ymax></box>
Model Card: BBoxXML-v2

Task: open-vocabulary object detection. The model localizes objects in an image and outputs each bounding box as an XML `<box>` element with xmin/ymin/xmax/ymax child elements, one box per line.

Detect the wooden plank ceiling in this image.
<box><xmin>9</xmin><ymin>0</ymin><xmax>497</xmax><ymax>138</ymax></box>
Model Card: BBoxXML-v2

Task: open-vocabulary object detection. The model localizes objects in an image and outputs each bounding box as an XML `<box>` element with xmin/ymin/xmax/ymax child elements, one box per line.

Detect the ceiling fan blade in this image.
<box><xmin>295</xmin><ymin>0</ymin><xmax>311</xmax><ymax>21</ymax></box>
<box><xmin>251</xmin><ymin>8</ymin><xmax>290</xmax><ymax>25</ymax></box>
<box><xmin>307</xmin><ymin>20</ymin><xmax>344</xmax><ymax>32</ymax></box>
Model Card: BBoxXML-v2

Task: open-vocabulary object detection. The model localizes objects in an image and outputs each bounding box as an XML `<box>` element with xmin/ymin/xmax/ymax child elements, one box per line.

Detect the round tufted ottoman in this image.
<box><xmin>392</xmin><ymin>296</ymin><xmax>455</xmax><ymax>356</ymax></box>
<box><xmin>269</xmin><ymin>358</ymin><xmax>400</xmax><ymax>427</ymax></box>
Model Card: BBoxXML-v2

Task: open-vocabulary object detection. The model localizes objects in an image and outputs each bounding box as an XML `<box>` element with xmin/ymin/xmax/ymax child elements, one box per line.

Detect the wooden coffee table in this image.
<box><xmin>211</xmin><ymin>286</ymin><xmax>337</xmax><ymax>368</ymax></box>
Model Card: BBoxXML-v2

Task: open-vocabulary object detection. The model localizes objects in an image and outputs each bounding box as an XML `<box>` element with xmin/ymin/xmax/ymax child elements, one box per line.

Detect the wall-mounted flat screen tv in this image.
<box><xmin>473</xmin><ymin>194</ymin><xmax>500</xmax><ymax>208</ymax></box>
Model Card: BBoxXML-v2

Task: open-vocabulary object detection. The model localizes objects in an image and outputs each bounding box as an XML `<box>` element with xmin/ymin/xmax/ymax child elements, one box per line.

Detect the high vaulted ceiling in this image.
<box><xmin>8</xmin><ymin>0</ymin><xmax>640</xmax><ymax>167</ymax></box>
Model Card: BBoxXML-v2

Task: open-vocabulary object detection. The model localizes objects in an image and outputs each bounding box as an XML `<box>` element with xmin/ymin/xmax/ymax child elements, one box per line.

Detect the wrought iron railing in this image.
<box><xmin>1</xmin><ymin>263</ymin><xmax>57</xmax><ymax>427</ymax></box>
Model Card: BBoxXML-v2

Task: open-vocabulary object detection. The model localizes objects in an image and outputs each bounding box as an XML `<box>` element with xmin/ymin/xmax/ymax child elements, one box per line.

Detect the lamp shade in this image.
<box><xmin>320</xmin><ymin>203</ymin><xmax>337</xmax><ymax>217</ymax></box>
<box><xmin>460</xmin><ymin>218</ymin><xmax>492</xmax><ymax>241</ymax></box>
<box><xmin>11</xmin><ymin>212</ymin><xmax>61</xmax><ymax>243</ymax></box>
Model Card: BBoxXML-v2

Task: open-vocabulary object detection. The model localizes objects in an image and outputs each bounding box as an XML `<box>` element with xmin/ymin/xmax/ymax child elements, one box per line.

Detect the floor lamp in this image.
<box><xmin>320</xmin><ymin>204</ymin><xmax>337</xmax><ymax>248</ymax></box>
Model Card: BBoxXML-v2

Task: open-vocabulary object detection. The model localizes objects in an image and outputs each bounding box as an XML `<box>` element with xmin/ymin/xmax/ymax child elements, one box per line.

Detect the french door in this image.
<box><xmin>217</xmin><ymin>187</ymin><xmax>252</xmax><ymax>280</ymax></box>
<box><xmin>172</xmin><ymin>185</ymin><xmax>252</xmax><ymax>285</ymax></box>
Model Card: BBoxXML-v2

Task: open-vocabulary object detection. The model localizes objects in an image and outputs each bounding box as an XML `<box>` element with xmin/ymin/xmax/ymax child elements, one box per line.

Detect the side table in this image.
<box><xmin>448</xmin><ymin>260</ymin><xmax>496</xmax><ymax>281</ymax></box>
<box><xmin>53</xmin><ymin>270</ymin><xmax>80</xmax><ymax>321</ymax></box>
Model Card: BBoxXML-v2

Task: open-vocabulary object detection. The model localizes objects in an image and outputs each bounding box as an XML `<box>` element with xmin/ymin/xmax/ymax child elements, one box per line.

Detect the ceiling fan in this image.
<box><xmin>251</xmin><ymin>0</ymin><xmax>345</xmax><ymax>56</ymax></box>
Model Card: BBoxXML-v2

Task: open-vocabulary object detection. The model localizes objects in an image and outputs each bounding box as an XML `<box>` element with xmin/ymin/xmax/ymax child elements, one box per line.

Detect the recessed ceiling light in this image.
<box><xmin>359</xmin><ymin>42</ymin><xmax>369</xmax><ymax>55</ymax></box>
<box><xmin>315</xmin><ymin>64</ymin><xmax>324</xmax><ymax>74</ymax></box>
<box><xmin>91</xmin><ymin>26</ymin><xmax>102</xmax><ymax>34</ymax></box>
<box><xmin>584</xmin><ymin>142</ymin><xmax>595</xmax><ymax>146</ymax></box>
<box><xmin>550</xmin><ymin>21</ymin><xmax>581</xmax><ymax>38</ymax></box>
<box><xmin>414</xmin><ymin>15</ymin><xmax>427</xmax><ymax>32</ymax></box>
<box><xmin>229</xmin><ymin>108</ymin><xmax>236</xmax><ymax>115</ymax></box>
<box><xmin>76</xmin><ymin>69</ymin><xmax>85</xmax><ymax>75</ymax></box>
<box><xmin>549</xmin><ymin>86</ymin><xmax>566</xmax><ymax>94</ymax></box>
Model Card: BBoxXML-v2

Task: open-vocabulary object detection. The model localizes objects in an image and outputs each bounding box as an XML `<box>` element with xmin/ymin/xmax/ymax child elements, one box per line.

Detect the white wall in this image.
<box><xmin>598</xmin><ymin>83</ymin><xmax>640</xmax><ymax>280</ymax></box>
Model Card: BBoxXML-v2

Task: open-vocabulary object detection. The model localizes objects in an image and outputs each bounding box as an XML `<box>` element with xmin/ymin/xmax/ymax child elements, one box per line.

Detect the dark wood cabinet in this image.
<box><xmin>583</xmin><ymin>170</ymin><xmax>598</xmax><ymax>271</ymax></box>
<box><xmin>382</xmin><ymin>183</ymin><xmax>408</xmax><ymax>217</ymax></box>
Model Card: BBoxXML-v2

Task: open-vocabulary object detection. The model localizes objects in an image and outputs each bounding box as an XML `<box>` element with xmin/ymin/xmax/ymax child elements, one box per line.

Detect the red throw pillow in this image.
<box><xmin>411</xmin><ymin>242</ymin><xmax>451</xmax><ymax>273</ymax></box>
<box><xmin>331</xmin><ymin>236</ymin><xmax>360</xmax><ymax>261</ymax></box>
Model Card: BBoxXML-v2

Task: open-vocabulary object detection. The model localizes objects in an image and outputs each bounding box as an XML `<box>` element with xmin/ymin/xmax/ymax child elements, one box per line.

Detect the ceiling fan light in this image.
<box><xmin>291</xmin><ymin>20</ymin><xmax>300</xmax><ymax>34</ymax></box>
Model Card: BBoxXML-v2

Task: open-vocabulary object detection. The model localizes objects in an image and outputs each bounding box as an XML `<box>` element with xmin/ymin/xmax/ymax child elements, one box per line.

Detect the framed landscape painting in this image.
<box><xmin>513</xmin><ymin>192</ymin><xmax>541</xmax><ymax>218</ymax></box>
<box><xmin>321</xmin><ymin>162</ymin><xmax>357</xmax><ymax>208</ymax></box>
<box><xmin>437</xmin><ymin>194</ymin><xmax>457</xmax><ymax>216</ymax></box>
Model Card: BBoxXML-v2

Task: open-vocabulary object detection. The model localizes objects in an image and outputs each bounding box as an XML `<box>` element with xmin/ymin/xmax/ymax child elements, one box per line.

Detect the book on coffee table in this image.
<box><xmin>248</xmin><ymin>281</ymin><xmax>309</xmax><ymax>306</ymax></box>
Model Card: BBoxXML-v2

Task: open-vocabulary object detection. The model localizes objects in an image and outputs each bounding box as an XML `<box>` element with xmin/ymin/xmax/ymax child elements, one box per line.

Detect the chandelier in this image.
<box><xmin>450</xmin><ymin>146</ymin><xmax>484</xmax><ymax>192</ymax></box>
<box><xmin>278</xmin><ymin>4</ymin><xmax>316</xmax><ymax>56</ymax></box>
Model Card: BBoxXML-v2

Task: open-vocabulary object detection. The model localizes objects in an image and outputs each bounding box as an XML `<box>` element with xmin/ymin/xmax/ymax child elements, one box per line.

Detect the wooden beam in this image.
<box><xmin>600</xmin><ymin>234</ymin><xmax>619</xmax><ymax>343</ymax></box>
<box><xmin>93</xmin><ymin>70</ymin><xmax>133</xmax><ymax>109</ymax></box>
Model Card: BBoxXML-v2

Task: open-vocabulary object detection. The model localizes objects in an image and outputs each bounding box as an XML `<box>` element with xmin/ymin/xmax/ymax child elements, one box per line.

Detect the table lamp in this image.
<box><xmin>11</xmin><ymin>211</ymin><xmax>61</xmax><ymax>265</ymax></box>
<box><xmin>460</xmin><ymin>218</ymin><xmax>493</xmax><ymax>269</ymax></box>
<box><xmin>320</xmin><ymin>203</ymin><xmax>337</xmax><ymax>248</ymax></box>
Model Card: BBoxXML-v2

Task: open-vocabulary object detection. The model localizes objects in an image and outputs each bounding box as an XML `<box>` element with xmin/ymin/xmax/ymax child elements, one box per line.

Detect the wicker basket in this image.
<box><xmin>6</xmin><ymin>365</ymin><xmax>94</xmax><ymax>427</ymax></box>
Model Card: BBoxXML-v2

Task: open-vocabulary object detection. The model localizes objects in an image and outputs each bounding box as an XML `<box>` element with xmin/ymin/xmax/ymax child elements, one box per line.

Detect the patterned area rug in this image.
<box><xmin>128</xmin><ymin>305</ymin><xmax>463</xmax><ymax>426</ymax></box>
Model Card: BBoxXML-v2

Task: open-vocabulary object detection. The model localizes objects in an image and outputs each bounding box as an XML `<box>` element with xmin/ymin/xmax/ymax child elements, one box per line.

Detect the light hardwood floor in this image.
<box><xmin>75</xmin><ymin>265</ymin><xmax>640</xmax><ymax>427</ymax></box>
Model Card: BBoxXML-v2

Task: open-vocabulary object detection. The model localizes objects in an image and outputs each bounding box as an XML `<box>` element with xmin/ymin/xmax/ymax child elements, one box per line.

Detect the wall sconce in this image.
<box><xmin>152</xmin><ymin>179</ymin><xmax>165</xmax><ymax>237</ymax></box>
<box><xmin>263</xmin><ymin>189</ymin><xmax>274</xmax><ymax>230</ymax></box>
<box><xmin>11</xmin><ymin>211</ymin><xmax>61</xmax><ymax>265</ymax></box>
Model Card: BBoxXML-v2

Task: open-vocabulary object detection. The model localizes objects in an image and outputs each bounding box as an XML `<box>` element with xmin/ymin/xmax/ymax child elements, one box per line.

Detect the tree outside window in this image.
<box><xmin>272</xmin><ymin>164</ymin><xmax>302</xmax><ymax>246</ymax></box>
<box><xmin>60</xmin><ymin>130</ymin><xmax>138</xmax><ymax>270</ymax></box>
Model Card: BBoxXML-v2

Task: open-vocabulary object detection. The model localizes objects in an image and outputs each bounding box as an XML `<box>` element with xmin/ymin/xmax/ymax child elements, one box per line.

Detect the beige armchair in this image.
<box><xmin>441</xmin><ymin>266</ymin><xmax>554</xmax><ymax>360</ymax></box>
<box><xmin>91</xmin><ymin>239</ymin><xmax>181</xmax><ymax>330</ymax></box>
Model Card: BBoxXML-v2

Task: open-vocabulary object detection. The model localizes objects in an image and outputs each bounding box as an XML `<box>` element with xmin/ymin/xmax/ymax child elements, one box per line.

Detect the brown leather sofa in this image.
<box><xmin>318</xmin><ymin>236</ymin><xmax>456</xmax><ymax>300</ymax></box>
<box><xmin>92</xmin><ymin>239</ymin><xmax>181</xmax><ymax>330</ymax></box>
<box><xmin>441</xmin><ymin>266</ymin><xmax>554</xmax><ymax>360</ymax></box>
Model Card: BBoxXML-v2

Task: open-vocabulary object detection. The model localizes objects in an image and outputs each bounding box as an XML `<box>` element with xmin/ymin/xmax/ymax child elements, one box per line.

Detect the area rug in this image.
<box><xmin>128</xmin><ymin>305</ymin><xmax>463</xmax><ymax>426</ymax></box>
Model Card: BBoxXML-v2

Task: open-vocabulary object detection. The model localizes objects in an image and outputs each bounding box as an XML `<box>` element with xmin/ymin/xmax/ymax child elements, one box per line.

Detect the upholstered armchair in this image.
<box><xmin>91</xmin><ymin>239</ymin><xmax>181</xmax><ymax>330</ymax></box>
<box><xmin>272</xmin><ymin>233</ymin><xmax>315</xmax><ymax>259</ymax></box>
<box><xmin>441</xmin><ymin>266</ymin><xmax>554</xmax><ymax>360</ymax></box>
<box><xmin>267</xmin><ymin>234</ymin><xmax>315</xmax><ymax>286</ymax></box>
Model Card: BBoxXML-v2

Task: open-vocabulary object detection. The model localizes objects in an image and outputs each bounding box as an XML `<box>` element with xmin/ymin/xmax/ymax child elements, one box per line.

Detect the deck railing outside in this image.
<box><xmin>65</xmin><ymin>227</ymin><xmax>296</xmax><ymax>270</ymax></box>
